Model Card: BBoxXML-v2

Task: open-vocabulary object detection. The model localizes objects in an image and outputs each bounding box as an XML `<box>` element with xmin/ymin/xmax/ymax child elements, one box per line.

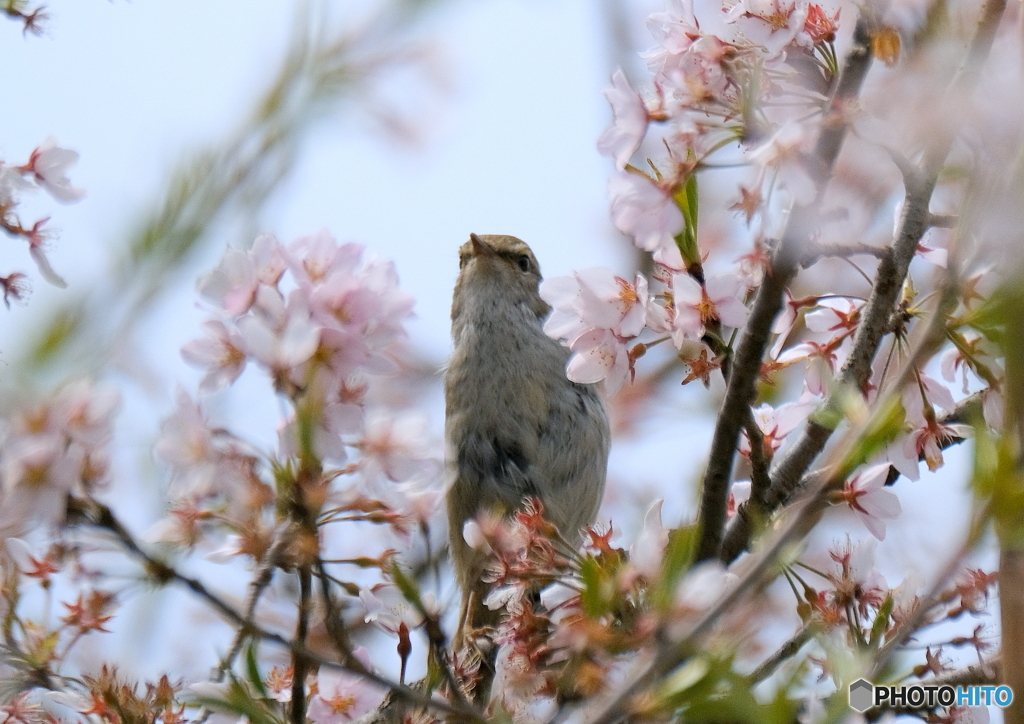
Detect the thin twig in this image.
<box><xmin>74</xmin><ymin>497</ymin><xmax>484</xmax><ymax>724</ymax></box>
<box><xmin>748</xmin><ymin>624</ymin><xmax>815</xmax><ymax>684</ymax></box>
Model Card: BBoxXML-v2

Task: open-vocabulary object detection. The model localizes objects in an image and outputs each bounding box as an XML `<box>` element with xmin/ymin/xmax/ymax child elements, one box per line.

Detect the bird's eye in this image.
<box><xmin>517</xmin><ymin>255</ymin><xmax>531</xmax><ymax>272</ymax></box>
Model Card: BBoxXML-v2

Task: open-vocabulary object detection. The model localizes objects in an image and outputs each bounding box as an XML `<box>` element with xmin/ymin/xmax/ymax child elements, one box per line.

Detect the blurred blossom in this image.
<box><xmin>628</xmin><ymin>499</ymin><xmax>668</xmax><ymax>579</ymax></box>
<box><xmin>0</xmin><ymin>379</ymin><xmax>119</xmax><ymax>531</ymax></box>
<box><xmin>597</xmin><ymin>69</ymin><xmax>650</xmax><ymax>170</ymax></box>
<box><xmin>20</xmin><ymin>137</ymin><xmax>86</xmax><ymax>203</ymax></box>
<box><xmin>357</xmin><ymin>411</ymin><xmax>440</xmax><ymax>485</ymax></box>
<box><xmin>608</xmin><ymin>171</ymin><xmax>685</xmax><ymax>265</ymax></box>
<box><xmin>307</xmin><ymin>648</ymin><xmax>385</xmax><ymax>724</ymax></box>
<box><xmin>197</xmin><ymin>246</ymin><xmax>258</xmax><ymax>317</ymax></box>
<box><xmin>358</xmin><ymin>583</ymin><xmax>428</xmax><ymax>635</ymax></box>
<box><xmin>181</xmin><ymin>320</ymin><xmax>248</xmax><ymax>393</ymax></box>
<box><xmin>726</xmin><ymin>0</ymin><xmax>809</xmax><ymax>57</ymax></box>
<box><xmin>154</xmin><ymin>389</ymin><xmax>261</xmax><ymax>504</ymax></box>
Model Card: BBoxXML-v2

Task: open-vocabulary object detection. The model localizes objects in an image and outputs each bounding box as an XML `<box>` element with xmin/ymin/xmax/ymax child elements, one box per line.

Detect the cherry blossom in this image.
<box><xmin>20</xmin><ymin>137</ymin><xmax>86</xmax><ymax>203</ymax></box>
<box><xmin>795</xmin><ymin>4</ymin><xmax>840</xmax><ymax>47</ymax></box>
<box><xmin>835</xmin><ymin>463</ymin><xmax>902</xmax><ymax>540</ymax></box>
<box><xmin>358</xmin><ymin>583</ymin><xmax>427</xmax><ymax>635</ymax></box>
<box><xmin>646</xmin><ymin>0</ymin><xmax>701</xmax><ymax>56</ymax></box>
<box><xmin>356</xmin><ymin>411</ymin><xmax>439</xmax><ymax>484</ymax></box>
<box><xmin>775</xmin><ymin>339</ymin><xmax>846</xmax><ymax>396</ymax></box>
<box><xmin>286</xmin><ymin>229</ymin><xmax>363</xmax><ymax>289</ymax></box>
<box><xmin>307</xmin><ymin>648</ymin><xmax>386</xmax><ymax>724</ymax></box>
<box><xmin>726</xmin><ymin>0</ymin><xmax>809</xmax><ymax>57</ymax></box>
<box><xmin>541</xmin><ymin>268</ymin><xmax>649</xmax><ymax>393</ymax></box>
<box><xmin>669</xmin><ymin>271</ymin><xmax>750</xmax><ymax>344</ymax></box>
<box><xmin>237</xmin><ymin>289</ymin><xmax>320</xmax><ymax>384</ymax></box>
<box><xmin>608</xmin><ymin>171</ymin><xmax>685</xmax><ymax>266</ymax></box>
<box><xmin>0</xmin><ymin>272</ymin><xmax>31</xmax><ymax>308</ymax></box>
<box><xmin>628</xmin><ymin>499</ymin><xmax>668</xmax><ymax>579</ymax></box>
<box><xmin>197</xmin><ymin>246</ymin><xmax>258</xmax><ymax>316</ymax></box>
<box><xmin>181</xmin><ymin>320</ymin><xmax>248</xmax><ymax>393</ymax></box>
<box><xmin>597</xmin><ymin>70</ymin><xmax>650</xmax><ymax>170</ymax></box>
<box><xmin>155</xmin><ymin>389</ymin><xmax>258</xmax><ymax>501</ymax></box>
<box><xmin>0</xmin><ymin>379</ymin><xmax>119</xmax><ymax>529</ymax></box>
<box><xmin>26</xmin><ymin>218</ymin><xmax>67</xmax><ymax>288</ymax></box>
<box><xmin>741</xmin><ymin>398</ymin><xmax>816</xmax><ymax>459</ymax></box>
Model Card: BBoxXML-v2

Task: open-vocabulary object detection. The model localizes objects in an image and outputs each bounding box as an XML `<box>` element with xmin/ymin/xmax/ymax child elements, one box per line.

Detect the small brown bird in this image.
<box><xmin>444</xmin><ymin>233</ymin><xmax>610</xmax><ymax>652</ymax></box>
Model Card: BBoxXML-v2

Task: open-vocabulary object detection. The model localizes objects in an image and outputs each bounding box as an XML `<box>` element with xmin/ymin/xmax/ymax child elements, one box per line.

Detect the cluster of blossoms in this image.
<box><xmin>150</xmin><ymin>230</ymin><xmax>442</xmax><ymax>559</ymax></box>
<box><xmin>0</xmin><ymin>378</ymin><xmax>120</xmax><ymax>532</ymax></box>
<box><xmin>0</xmin><ymin>137</ymin><xmax>85</xmax><ymax>300</ymax></box>
<box><xmin>529</xmin><ymin>1</ymin><xmax>1010</xmax><ymax>721</ymax></box>
<box><xmin>542</xmin><ymin>0</ymin><xmax>1005</xmax><ymax>545</ymax></box>
<box><xmin>459</xmin><ymin>500</ymin><xmax>745</xmax><ymax>720</ymax></box>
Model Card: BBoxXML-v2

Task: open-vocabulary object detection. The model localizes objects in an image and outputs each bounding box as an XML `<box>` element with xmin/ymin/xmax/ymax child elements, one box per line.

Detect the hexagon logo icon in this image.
<box><xmin>849</xmin><ymin>679</ymin><xmax>874</xmax><ymax>712</ymax></box>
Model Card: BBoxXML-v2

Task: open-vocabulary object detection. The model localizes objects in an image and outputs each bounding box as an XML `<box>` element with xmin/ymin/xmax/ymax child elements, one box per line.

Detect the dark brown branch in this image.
<box><xmin>290</xmin><ymin>567</ymin><xmax>312</xmax><ymax>724</ymax></box>
<box><xmin>693</xmin><ymin>19</ymin><xmax>875</xmax><ymax>562</ymax></box>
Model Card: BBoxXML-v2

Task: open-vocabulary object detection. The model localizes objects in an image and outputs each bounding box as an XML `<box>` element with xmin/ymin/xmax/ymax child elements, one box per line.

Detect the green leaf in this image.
<box><xmin>244</xmin><ymin>640</ymin><xmax>268</xmax><ymax>698</ymax></box>
<box><xmin>579</xmin><ymin>554</ymin><xmax>611</xmax><ymax>618</ymax></box>
<box><xmin>673</xmin><ymin>174</ymin><xmax>700</xmax><ymax>267</ymax></box>
<box><xmin>868</xmin><ymin>594</ymin><xmax>894</xmax><ymax>648</ymax></box>
<box><xmin>653</xmin><ymin>524</ymin><xmax>699</xmax><ymax>611</ymax></box>
<box><xmin>193</xmin><ymin>677</ymin><xmax>284</xmax><ymax>724</ymax></box>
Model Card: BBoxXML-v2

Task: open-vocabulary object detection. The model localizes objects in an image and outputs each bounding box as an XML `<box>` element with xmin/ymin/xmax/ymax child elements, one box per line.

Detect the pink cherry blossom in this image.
<box><xmin>775</xmin><ymin>340</ymin><xmax>847</xmax><ymax>396</ymax></box>
<box><xmin>628</xmin><ymin>500</ymin><xmax>668</xmax><ymax>579</ymax></box>
<box><xmin>286</xmin><ymin>229</ymin><xmax>362</xmax><ymax>289</ymax></box>
<box><xmin>0</xmin><ymin>273</ymin><xmax>31</xmax><ymax>308</ymax></box>
<box><xmin>541</xmin><ymin>269</ymin><xmax>649</xmax><ymax>394</ymax></box>
<box><xmin>21</xmin><ymin>137</ymin><xmax>85</xmax><ymax>203</ymax></box>
<box><xmin>357</xmin><ymin>411</ymin><xmax>439</xmax><ymax>484</ymax></box>
<box><xmin>726</xmin><ymin>0</ymin><xmax>809</xmax><ymax>57</ymax></box>
<box><xmin>646</xmin><ymin>0</ymin><xmax>701</xmax><ymax>55</ymax></box>
<box><xmin>0</xmin><ymin>379</ymin><xmax>119</xmax><ymax>529</ymax></box>
<box><xmin>795</xmin><ymin>3</ymin><xmax>840</xmax><ymax>47</ymax></box>
<box><xmin>307</xmin><ymin>648</ymin><xmax>386</xmax><ymax>724</ymax></box>
<box><xmin>837</xmin><ymin>463</ymin><xmax>902</xmax><ymax>540</ymax></box>
<box><xmin>669</xmin><ymin>272</ymin><xmax>750</xmax><ymax>344</ymax></box>
<box><xmin>804</xmin><ymin>296</ymin><xmax>862</xmax><ymax>335</ymax></box>
<box><xmin>155</xmin><ymin>389</ymin><xmax>255</xmax><ymax>500</ymax></box>
<box><xmin>237</xmin><ymin>289</ymin><xmax>320</xmax><ymax>383</ymax></box>
<box><xmin>608</xmin><ymin>171</ymin><xmax>685</xmax><ymax>265</ymax></box>
<box><xmin>249</xmin><ymin>233</ymin><xmax>287</xmax><ymax>285</ymax></box>
<box><xmin>741</xmin><ymin>398</ymin><xmax>815</xmax><ymax>458</ymax></box>
<box><xmin>564</xmin><ymin>328</ymin><xmax>632</xmax><ymax>394</ymax></box>
<box><xmin>26</xmin><ymin>218</ymin><xmax>66</xmax><ymax>288</ymax></box>
<box><xmin>181</xmin><ymin>320</ymin><xmax>248</xmax><ymax>393</ymax></box>
<box><xmin>597</xmin><ymin>70</ymin><xmax>650</xmax><ymax>170</ymax></box>
<box><xmin>197</xmin><ymin>247</ymin><xmax>258</xmax><ymax>316</ymax></box>
<box><xmin>542</xmin><ymin>268</ymin><xmax>648</xmax><ymax>341</ymax></box>
<box><xmin>358</xmin><ymin>583</ymin><xmax>427</xmax><ymax>635</ymax></box>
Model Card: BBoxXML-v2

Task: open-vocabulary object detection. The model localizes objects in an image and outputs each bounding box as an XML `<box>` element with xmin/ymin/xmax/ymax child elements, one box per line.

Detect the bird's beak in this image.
<box><xmin>470</xmin><ymin>233</ymin><xmax>498</xmax><ymax>259</ymax></box>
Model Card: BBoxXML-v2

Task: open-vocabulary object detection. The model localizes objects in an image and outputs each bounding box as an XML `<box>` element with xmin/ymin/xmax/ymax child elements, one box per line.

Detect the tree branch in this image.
<box><xmin>719</xmin><ymin>0</ymin><xmax>1008</xmax><ymax>562</ymax></box>
<box><xmin>693</xmin><ymin>19</ymin><xmax>875</xmax><ymax>561</ymax></box>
